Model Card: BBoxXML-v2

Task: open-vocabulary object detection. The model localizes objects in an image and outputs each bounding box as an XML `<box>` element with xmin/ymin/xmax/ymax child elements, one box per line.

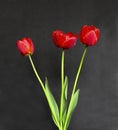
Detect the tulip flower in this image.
<box><xmin>52</xmin><ymin>30</ymin><xmax>78</xmax><ymax>49</ymax></box>
<box><xmin>16</xmin><ymin>37</ymin><xmax>34</xmax><ymax>56</ymax></box>
<box><xmin>79</xmin><ymin>25</ymin><xmax>100</xmax><ymax>46</ymax></box>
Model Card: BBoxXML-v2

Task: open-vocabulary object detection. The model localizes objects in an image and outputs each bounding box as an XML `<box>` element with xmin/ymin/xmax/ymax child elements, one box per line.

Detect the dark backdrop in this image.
<box><xmin>0</xmin><ymin>0</ymin><xmax>118</xmax><ymax>130</ymax></box>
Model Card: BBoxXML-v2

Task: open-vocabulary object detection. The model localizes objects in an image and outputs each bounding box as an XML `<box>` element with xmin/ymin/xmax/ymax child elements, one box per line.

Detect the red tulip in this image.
<box><xmin>79</xmin><ymin>25</ymin><xmax>100</xmax><ymax>46</ymax></box>
<box><xmin>52</xmin><ymin>30</ymin><xmax>78</xmax><ymax>49</ymax></box>
<box><xmin>16</xmin><ymin>37</ymin><xmax>34</xmax><ymax>56</ymax></box>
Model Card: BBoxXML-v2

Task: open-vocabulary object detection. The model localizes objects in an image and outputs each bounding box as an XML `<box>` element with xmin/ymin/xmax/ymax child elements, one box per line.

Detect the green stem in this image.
<box><xmin>64</xmin><ymin>46</ymin><xmax>87</xmax><ymax>130</ymax></box>
<box><xmin>28</xmin><ymin>55</ymin><xmax>45</xmax><ymax>92</ymax></box>
<box><xmin>60</xmin><ymin>49</ymin><xmax>65</xmax><ymax>128</ymax></box>
<box><xmin>72</xmin><ymin>46</ymin><xmax>87</xmax><ymax>96</ymax></box>
<box><xmin>29</xmin><ymin>55</ymin><xmax>61</xmax><ymax>129</ymax></box>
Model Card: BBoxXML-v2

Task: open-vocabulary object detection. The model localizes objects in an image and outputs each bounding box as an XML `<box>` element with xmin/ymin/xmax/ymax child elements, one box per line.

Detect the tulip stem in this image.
<box><xmin>64</xmin><ymin>46</ymin><xmax>87</xmax><ymax>130</ymax></box>
<box><xmin>29</xmin><ymin>55</ymin><xmax>62</xmax><ymax>130</ymax></box>
<box><xmin>28</xmin><ymin>55</ymin><xmax>45</xmax><ymax>92</ymax></box>
<box><xmin>60</xmin><ymin>49</ymin><xmax>65</xmax><ymax>128</ymax></box>
<box><xmin>72</xmin><ymin>46</ymin><xmax>87</xmax><ymax>95</ymax></box>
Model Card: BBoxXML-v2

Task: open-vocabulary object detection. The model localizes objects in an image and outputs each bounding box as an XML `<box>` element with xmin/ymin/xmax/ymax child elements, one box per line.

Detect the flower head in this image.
<box><xmin>16</xmin><ymin>37</ymin><xmax>34</xmax><ymax>56</ymax></box>
<box><xmin>79</xmin><ymin>25</ymin><xmax>100</xmax><ymax>46</ymax></box>
<box><xmin>52</xmin><ymin>30</ymin><xmax>78</xmax><ymax>49</ymax></box>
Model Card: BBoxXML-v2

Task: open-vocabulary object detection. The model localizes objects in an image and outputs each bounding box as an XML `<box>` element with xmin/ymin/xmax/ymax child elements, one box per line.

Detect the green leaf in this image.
<box><xmin>52</xmin><ymin>114</ymin><xmax>60</xmax><ymax>127</ymax></box>
<box><xmin>64</xmin><ymin>89</ymin><xmax>80</xmax><ymax>129</ymax></box>
<box><xmin>62</xmin><ymin>76</ymin><xmax>68</xmax><ymax>124</ymax></box>
<box><xmin>62</xmin><ymin>107</ymin><xmax>67</xmax><ymax>125</ymax></box>
<box><xmin>44</xmin><ymin>78</ymin><xmax>60</xmax><ymax>127</ymax></box>
<box><xmin>62</xmin><ymin>76</ymin><xmax>68</xmax><ymax>113</ymax></box>
<box><xmin>64</xmin><ymin>76</ymin><xmax>68</xmax><ymax>100</ymax></box>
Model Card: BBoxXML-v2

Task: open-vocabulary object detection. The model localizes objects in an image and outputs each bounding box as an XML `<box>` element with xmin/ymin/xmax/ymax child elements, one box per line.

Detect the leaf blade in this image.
<box><xmin>45</xmin><ymin>78</ymin><xmax>60</xmax><ymax>127</ymax></box>
<box><xmin>62</xmin><ymin>76</ymin><xmax>68</xmax><ymax>125</ymax></box>
<box><xmin>64</xmin><ymin>89</ymin><xmax>80</xmax><ymax>129</ymax></box>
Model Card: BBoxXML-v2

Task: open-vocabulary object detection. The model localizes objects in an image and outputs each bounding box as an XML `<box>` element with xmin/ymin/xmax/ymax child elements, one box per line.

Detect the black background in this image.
<box><xmin>0</xmin><ymin>0</ymin><xmax>118</xmax><ymax>130</ymax></box>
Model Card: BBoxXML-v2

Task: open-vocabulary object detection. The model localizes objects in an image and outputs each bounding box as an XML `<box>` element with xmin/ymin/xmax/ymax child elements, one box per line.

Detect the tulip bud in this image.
<box><xmin>16</xmin><ymin>37</ymin><xmax>34</xmax><ymax>56</ymax></box>
<box><xmin>79</xmin><ymin>25</ymin><xmax>100</xmax><ymax>46</ymax></box>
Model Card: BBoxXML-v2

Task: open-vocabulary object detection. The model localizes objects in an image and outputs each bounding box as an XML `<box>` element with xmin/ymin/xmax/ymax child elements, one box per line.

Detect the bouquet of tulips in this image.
<box><xmin>16</xmin><ymin>25</ymin><xmax>100</xmax><ymax>130</ymax></box>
